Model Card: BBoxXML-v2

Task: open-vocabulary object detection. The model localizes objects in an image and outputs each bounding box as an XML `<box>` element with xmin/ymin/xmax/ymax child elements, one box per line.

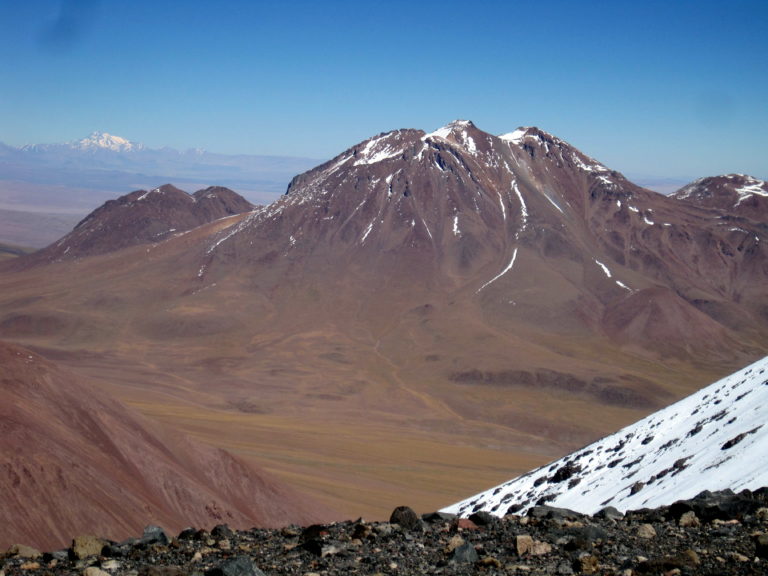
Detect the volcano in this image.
<box><xmin>0</xmin><ymin>120</ymin><xmax>766</xmax><ymax>520</ymax></box>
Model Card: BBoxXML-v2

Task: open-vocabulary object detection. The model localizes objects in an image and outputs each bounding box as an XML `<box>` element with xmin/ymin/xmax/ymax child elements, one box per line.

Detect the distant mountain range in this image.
<box><xmin>0</xmin><ymin>131</ymin><xmax>318</xmax><ymax>247</ymax></box>
<box><xmin>0</xmin><ymin>131</ymin><xmax>318</xmax><ymax>211</ymax></box>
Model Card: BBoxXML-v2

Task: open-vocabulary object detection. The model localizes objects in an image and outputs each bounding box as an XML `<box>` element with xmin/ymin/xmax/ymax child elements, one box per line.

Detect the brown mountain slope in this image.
<box><xmin>0</xmin><ymin>341</ymin><xmax>331</xmax><ymax>551</ymax></box>
<box><xmin>14</xmin><ymin>184</ymin><xmax>253</xmax><ymax>265</ymax></box>
<box><xmin>197</xmin><ymin>121</ymin><xmax>767</xmax><ymax>357</ymax></box>
<box><xmin>0</xmin><ymin>121</ymin><xmax>766</xmax><ymax>521</ymax></box>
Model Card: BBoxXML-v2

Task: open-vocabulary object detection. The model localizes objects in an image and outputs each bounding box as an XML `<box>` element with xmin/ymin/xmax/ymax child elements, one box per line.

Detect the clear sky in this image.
<box><xmin>1</xmin><ymin>0</ymin><xmax>766</xmax><ymax>181</ymax></box>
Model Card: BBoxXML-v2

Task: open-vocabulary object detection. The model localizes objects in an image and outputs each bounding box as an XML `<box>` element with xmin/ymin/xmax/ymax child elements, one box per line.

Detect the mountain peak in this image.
<box><xmin>73</xmin><ymin>131</ymin><xmax>143</xmax><ymax>152</ymax></box>
<box><xmin>673</xmin><ymin>173</ymin><xmax>768</xmax><ymax>213</ymax></box>
<box><xmin>425</xmin><ymin>119</ymin><xmax>475</xmax><ymax>137</ymax></box>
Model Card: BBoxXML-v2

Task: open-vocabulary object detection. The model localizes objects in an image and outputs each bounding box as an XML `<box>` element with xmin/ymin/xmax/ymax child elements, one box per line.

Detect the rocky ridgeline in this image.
<box><xmin>3</xmin><ymin>490</ymin><xmax>768</xmax><ymax>576</ymax></box>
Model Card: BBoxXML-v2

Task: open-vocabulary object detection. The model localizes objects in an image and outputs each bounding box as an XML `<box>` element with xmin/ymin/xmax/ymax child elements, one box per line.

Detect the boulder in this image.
<box><xmin>389</xmin><ymin>506</ymin><xmax>422</xmax><ymax>531</ymax></box>
<box><xmin>70</xmin><ymin>535</ymin><xmax>108</xmax><ymax>560</ymax></box>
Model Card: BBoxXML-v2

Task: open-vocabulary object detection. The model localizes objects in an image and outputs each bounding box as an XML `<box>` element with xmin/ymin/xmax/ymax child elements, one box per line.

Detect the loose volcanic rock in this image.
<box><xmin>2</xmin><ymin>496</ymin><xmax>768</xmax><ymax>575</ymax></box>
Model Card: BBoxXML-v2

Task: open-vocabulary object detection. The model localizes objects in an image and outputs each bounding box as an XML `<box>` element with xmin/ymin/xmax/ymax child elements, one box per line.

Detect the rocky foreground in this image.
<box><xmin>3</xmin><ymin>490</ymin><xmax>768</xmax><ymax>576</ymax></box>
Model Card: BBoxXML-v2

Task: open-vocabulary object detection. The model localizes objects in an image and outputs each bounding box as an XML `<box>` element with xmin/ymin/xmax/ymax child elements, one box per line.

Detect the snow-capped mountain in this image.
<box><xmin>196</xmin><ymin>119</ymin><xmax>767</xmax><ymax>359</ymax></box>
<box><xmin>673</xmin><ymin>174</ymin><xmax>768</xmax><ymax>218</ymax></box>
<box><xmin>71</xmin><ymin>131</ymin><xmax>144</xmax><ymax>152</ymax></box>
<box><xmin>442</xmin><ymin>355</ymin><xmax>768</xmax><ymax>517</ymax></box>
<box><xmin>19</xmin><ymin>131</ymin><xmax>142</xmax><ymax>153</ymax></box>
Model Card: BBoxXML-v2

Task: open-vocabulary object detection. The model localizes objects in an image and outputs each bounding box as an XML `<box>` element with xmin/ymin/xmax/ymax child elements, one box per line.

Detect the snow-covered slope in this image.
<box><xmin>442</xmin><ymin>356</ymin><xmax>768</xmax><ymax>517</ymax></box>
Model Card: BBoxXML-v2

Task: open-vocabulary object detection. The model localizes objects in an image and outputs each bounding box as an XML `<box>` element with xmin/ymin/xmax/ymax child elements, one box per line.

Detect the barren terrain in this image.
<box><xmin>1</xmin><ymin>122</ymin><xmax>766</xmax><ymax>533</ymax></box>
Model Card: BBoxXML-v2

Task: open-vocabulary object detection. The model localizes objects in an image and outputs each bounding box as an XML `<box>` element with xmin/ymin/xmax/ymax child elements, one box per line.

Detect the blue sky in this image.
<box><xmin>1</xmin><ymin>0</ymin><xmax>766</xmax><ymax>181</ymax></box>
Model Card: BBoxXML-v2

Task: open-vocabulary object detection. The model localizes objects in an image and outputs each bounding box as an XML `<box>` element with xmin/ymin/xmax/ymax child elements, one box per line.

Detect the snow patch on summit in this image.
<box><xmin>734</xmin><ymin>175</ymin><xmax>768</xmax><ymax>205</ymax></box>
<box><xmin>423</xmin><ymin>120</ymin><xmax>480</xmax><ymax>156</ymax></box>
<box><xmin>354</xmin><ymin>133</ymin><xmax>406</xmax><ymax>166</ymax></box>
<box><xmin>499</xmin><ymin>128</ymin><xmax>528</xmax><ymax>146</ymax></box>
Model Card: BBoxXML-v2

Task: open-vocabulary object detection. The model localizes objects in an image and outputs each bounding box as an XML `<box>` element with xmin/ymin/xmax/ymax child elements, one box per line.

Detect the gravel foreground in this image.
<box><xmin>3</xmin><ymin>489</ymin><xmax>768</xmax><ymax>576</ymax></box>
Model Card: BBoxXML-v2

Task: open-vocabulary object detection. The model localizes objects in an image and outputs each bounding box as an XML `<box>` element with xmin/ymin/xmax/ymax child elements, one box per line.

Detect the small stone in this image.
<box><xmin>139</xmin><ymin>525</ymin><xmax>169</xmax><ymax>547</ymax></box>
<box><xmin>574</xmin><ymin>554</ymin><xmax>599</xmax><ymax>574</ymax></box>
<box><xmin>320</xmin><ymin>543</ymin><xmax>343</xmax><ymax>557</ymax></box>
<box><xmin>756</xmin><ymin>508</ymin><xmax>768</xmax><ymax>522</ymax></box>
<box><xmin>530</xmin><ymin>541</ymin><xmax>552</xmax><ymax>555</ymax></box>
<box><xmin>20</xmin><ymin>562</ymin><xmax>40</xmax><ymax>571</ymax></box>
<box><xmin>636</xmin><ymin>524</ymin><xmax>657</xmax><ymax>539</ymax></box>
<box><xmin>515</xmin><ymin>534</ymin><xmax>551</xmax><ymax>556</ymax></box>
<box><xmin>455</xmin><ymin>518</ymin><xmax>479</xmax><ymax>531</ymax></box>
<box><xmin>678</xmin><ymin>511</ymin><xmax>700</xmax><ymax>527</ymax></box>
<box><xmin>478</xmin><ymin>556</ymin><xmax>502</xmax><ymax>568</ymax></box>
<box><xmin>101</xmin><ymin>560</ymin><xmax>121</xmax><ymax>571</ymax></box>
<box><xmin>6</xmin><ymin>544</ymin><xmax>41</xmax><ymax>559</ymax></box>
<box><xmin>84</xmin><ymin>568</ymin><xmax>111</xmax><ymax>576</ymax></box>
<box><xmin>192</xmin><ymin>551</ymin><xmax>203</xmax><ymax>562</ymax></box>
<box><xmin>351</xmin><ymin>522</ymin><xmax>372</xmax><ymax>540</ymax></box>
<box><xmin>661</xmin><ymin>549</ymin><xmax>701</xmax><ymax>569</ymax></box>
<box><xmin>682</xmin><ymin>549</ymin><xmax>701</xmax><ymax>566</ymax></box>
<box><xmin>754</xmin><ymin>533</ymin><xmax>768</xmax><ymax>558</ymax></box>
<box><xmin>211</xmin><ymin>525</ymin><xmax>234</xmax><ymax>540</ymax></box>
<box><xmin>422</xmin><ymin>511</ymin><xmax>456</xmax><ymax>523</ymax></box>
<box><xmin>217</xmin><ymin>539</ymin><xmax>231</xmax><ymax>550</ymax></box>
<box><xmin>139</xmin><ymin>567</ymin><xmax>185</xmax><ymax>576</ymax></box>
<box><xmin>731</xmin><ymin>552</ymin><xmax>749</xmax><ymax>562</ymax></box>
<box><xmin>445</xmin><ymin>535</ymin><xmax>465</xmax><ymax>553</ymax></box>
<box><xmin>71</xmin><ymin>535</ymin><xmax>108</xmax><ymax>560</ymax></box>
<box><xmin>452</xmin><ymin>541</ymin><xmax>478</xmax><ymax>564</ymax></box>
<box><xmin>516</xmin><ymin>535</ymin><xmax>534</xmax><ymax>555</ymax></box>
<box><xmin>595</xmin><ymin>506</ymin><xmax>624</xmax><ymax>521</ymax></box>
<box><xmin>205</xmin><ymin>556</ymin><xmax>267</xmax><ymax>576</ymax></box>
<box><xmin>468</xmin><ymin>511</ymin><xmax>497</xmax><ymax>526</ymax></box>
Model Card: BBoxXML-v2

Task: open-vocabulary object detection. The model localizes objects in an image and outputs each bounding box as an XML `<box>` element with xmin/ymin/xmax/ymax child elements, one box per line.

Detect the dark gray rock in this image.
<box><xmin>528</xmin><ymin>504</ymin><xmax>584</xmax><ymax>521</ymax></box>
<box><xmin>138</xmin><ymin>525</ymin><xmax>169</xmax><ymax>547</ymax></box>
<box><xmin>468</xmin><ymin>510</ymin><xmax>497</xmax><ymax>526</ymax></box>
<box><xmin>595</xmin><ymin>506</ymin><xmax>624</xmax><ymax>521</ymax></box>
<box><xmin>205</xmin><ymin>556</ymin><xmax>266</xmax><ymax>576</ymax></box>
<box><xmin>451</xmin><ymin>541</ymin><xmax>478</xmax><ymax>564</ymax></box>
<box><xmin>389</xmin><ymin>506</ymin><xmax>422</xmax><ymax>531</ymax></box>
<box><xmin>421</xmin><ymin>511</ymin><xmax>456</xmax><ymax>523</ymax></box>
<box><xmin>211</xmin><ymin>524</ymin><xmax>234</xmax><ymax>540</ymax></box>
